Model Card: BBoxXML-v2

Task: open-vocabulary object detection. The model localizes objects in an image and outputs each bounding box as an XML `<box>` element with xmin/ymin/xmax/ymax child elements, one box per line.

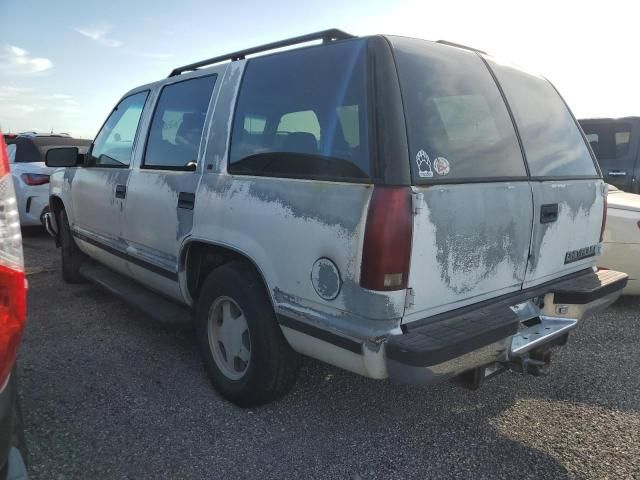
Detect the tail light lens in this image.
<box><xmin>600</xmin><ymin>189</ymin><xmax>608</xmax><ymax>242</ymax></box>
<box><xmin>0</xmin><ymin>134</ymin><xmax>26</xmax><ymax>390</ymax></box>
<box><xmin>360</xmin><ymin>187</ymin><xmax>413</xmax><ymax>291</ymax></box>
<box><xmin>21</xmin><ymin>173</ymin><xmax>50</xmax><ymax>186</ymax></box>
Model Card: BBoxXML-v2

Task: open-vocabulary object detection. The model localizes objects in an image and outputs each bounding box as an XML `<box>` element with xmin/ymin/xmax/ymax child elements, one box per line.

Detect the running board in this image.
<box><xmin>79</xmin><ymin>261</ymin><xmax>193</xmax><ymax>329</ymax></box>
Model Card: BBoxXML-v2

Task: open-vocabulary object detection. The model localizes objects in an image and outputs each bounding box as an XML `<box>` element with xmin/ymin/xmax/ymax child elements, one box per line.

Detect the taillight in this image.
<box><xmin>600</xmin><ymin>190</ymin><xmax>608</xmax><ymax>242</ymax></box>
<box><xmin>0</xmin><ymin>133</ymin><xmax>26</xmax><ymax>390</ymax></box>
<box><xmin>360</xmin><ymin>186</ymin><xmax>413</xmax><ymax>291</ymax></box>
<box><xmin>21</xmin><ymin>173</ymin><xmax>50</xmax><ymax>186</ymax></box>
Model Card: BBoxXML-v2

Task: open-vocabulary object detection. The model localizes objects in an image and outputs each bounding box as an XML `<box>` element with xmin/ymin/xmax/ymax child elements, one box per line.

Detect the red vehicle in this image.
<box><xmin>0</xmin><ymin>133</ymin><xmax>28</xmax><ymax>479</ymax></box>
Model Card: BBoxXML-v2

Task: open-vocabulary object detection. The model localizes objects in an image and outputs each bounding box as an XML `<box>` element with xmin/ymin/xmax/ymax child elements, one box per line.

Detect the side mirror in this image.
<box><xmin>45</xmin><ymin>147</ymin><xmax>83</xmax><ymax>167</ymax></box>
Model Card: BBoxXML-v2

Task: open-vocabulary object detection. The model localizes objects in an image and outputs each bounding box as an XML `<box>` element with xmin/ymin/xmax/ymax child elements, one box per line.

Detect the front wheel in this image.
<box><xmin>196</xmin><ymin>262</ymin><xmax>300</xmax><ymax>407</ymax></box>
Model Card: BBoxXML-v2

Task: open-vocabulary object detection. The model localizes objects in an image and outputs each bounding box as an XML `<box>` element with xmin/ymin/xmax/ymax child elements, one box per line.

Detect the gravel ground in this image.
<box><xmin>16</xmin><ymin>229</ymin><xmax>640</xmax><ymax>479</ymax></box>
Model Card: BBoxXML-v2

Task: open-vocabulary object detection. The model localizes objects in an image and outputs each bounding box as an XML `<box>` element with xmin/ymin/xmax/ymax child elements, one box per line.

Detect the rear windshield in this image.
<box><xmin>389</xmin><ymin>37</ymin><xmax>527</xmax><ymax>183</ymax></box>
<box><xmin>488</xmin><ymin>61</ymin><xmax>598</xmax><ymax>178</ymax></box>
<box><xmin>579</xmin><ymin>122</ymin><xmax>632</xmax><ymax>160</ymax></box>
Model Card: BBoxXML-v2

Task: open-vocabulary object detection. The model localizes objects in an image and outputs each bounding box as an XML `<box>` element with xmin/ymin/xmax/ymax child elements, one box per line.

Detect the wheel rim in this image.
<box><xmin>207</xmin><ymin>296</ymin><xmax>251</xmax><ymax>380</ymax></box>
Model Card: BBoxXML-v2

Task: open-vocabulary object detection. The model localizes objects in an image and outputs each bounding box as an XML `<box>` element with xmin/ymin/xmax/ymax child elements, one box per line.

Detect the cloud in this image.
<box><xmin>0</xmin><ymin>86</ymin><xmax>31</xmax><ymax>98</ymax></box>
<box><xmin>0</xmin><ymin>90</ymin><xmax>80</xmax><ymax>118</ymax></box>
<box><xmin>0</xmin><ymin>45</ymin><xmax>53</xmax><ymax>74</ymax></box>
<box><xmin>74</xmin><ymin>24</ymin><xmax>122</xmax><ymax>47</ymax></box>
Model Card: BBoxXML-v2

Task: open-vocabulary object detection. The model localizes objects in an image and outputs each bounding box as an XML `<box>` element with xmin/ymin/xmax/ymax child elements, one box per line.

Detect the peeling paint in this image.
<box><xmin>404</xmin><ymin>182</ymin><xmax>533</xmax><ymax>324</ymax></box>
<box><xmin>526</xmin><ymin>180</ymin><xmax>603</xmax><ymax>284</ymax></box>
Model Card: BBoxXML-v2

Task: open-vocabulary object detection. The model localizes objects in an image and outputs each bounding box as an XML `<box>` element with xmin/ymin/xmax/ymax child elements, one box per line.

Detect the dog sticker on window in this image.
<box><xmin>416</xmin><ymin>150</ymin><xmax>433</xmax><ymax>178</ymax></box>
<box><xmin>433</xmin><ymin>156</ymin><xmax>450</xmax><ymax>176</ymax></box>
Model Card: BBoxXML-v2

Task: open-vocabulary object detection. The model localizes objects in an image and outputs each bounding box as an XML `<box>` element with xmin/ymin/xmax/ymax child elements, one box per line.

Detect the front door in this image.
<box><xmin>71</xmin><ymin>90</ymin><xmax>149</xmax><ymax>276</ymax></box>
<box><xmin>122</xmin><ymin>72</ymin><xmax>219</xmax><ymax>302</ymax></box>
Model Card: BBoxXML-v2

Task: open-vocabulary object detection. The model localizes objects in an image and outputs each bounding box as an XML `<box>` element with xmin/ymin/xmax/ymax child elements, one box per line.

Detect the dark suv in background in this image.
<box><xmin>579</xmin><ymin>117</ymin><xmax>640</xmax><ymax>193</ymax></box>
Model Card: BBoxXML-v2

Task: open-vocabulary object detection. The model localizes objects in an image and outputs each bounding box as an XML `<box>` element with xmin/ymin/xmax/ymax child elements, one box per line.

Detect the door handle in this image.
<box><xmin>178</xmin><ymin>192</ymin><xmax>195</xmax><ymax>210</ymax></box>
<box><xmin>540</xmin><ymin>203</ymin><xmax>558</xmax><ymax>224</ymax></box>
<box><xmin>115</xmin><ymin>184</ymin><xmax>127</xmax><ymax>199</ymax></box>
<box><xmin>608</xmin><ymin>170</ymin><xmax>627</xmax><ymax>177</ymax></box>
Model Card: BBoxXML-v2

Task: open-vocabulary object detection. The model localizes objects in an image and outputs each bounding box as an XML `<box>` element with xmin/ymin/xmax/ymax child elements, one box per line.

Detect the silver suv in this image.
<box><xmin>44</xmin><ymin>30</ymin><xmax>627</xmax><ymax>406</ymax></box>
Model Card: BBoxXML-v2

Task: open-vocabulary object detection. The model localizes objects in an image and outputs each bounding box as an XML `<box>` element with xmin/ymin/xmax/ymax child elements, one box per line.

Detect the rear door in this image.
<box><xmin>579</xmin><ymin>120</ymin><xmax>639</xmax><ymax>191</ymax></box>
<box><xmin>122</xmin><ymin>71</ymin><xmax>219</xmax><ymax>301</ymax></box>
<box><xmin>388</xmin><ymin>38</ymin><xmax>535</xmax><ymax>322</ymax></box>
<box><xmin>488</xmin><ymin>60</ymin><xmax>605</xmax><ymax>287</ymax></box>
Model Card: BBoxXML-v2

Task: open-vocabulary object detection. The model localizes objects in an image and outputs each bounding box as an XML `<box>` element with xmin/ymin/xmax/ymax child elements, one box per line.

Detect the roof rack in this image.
<box><xmin>169</xmin><ymin>29</ymin><xmax>355</xmax><ymax>77</ymax></box>
<box><xmin>436</xmin><ymin>40</ymin><xmax>487</xmax><ymax>55</ymax></box>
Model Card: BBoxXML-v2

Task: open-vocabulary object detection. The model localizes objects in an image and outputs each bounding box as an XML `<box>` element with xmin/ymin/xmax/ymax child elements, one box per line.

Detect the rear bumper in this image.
<box><xmin>385</xmin><ymin>269</ymin><xmax>628</xmax><ymax>385</ymax></box>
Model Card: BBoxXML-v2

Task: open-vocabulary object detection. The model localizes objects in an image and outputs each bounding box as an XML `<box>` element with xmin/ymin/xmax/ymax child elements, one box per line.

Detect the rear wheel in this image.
<box><xmin>59</xmin><ymin>209</ymin><xmax>85</xmax><ymax>283</ymax></box>
<box><xmin>196</xmin><ymin>262</ymin><xmax>300</xmax><ymax>407</ymax></box>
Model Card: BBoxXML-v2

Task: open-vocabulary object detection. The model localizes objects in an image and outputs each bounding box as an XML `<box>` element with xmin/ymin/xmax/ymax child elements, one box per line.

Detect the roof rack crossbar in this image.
<box><xmin>169</xmin><ymin>28</ymin><xmax>355</xmax><ymax>77</ymax></box>
<box><xmin>436</xmin><ymin>40</ymin><xmax>487</xmax><ymax>55</ymax></box>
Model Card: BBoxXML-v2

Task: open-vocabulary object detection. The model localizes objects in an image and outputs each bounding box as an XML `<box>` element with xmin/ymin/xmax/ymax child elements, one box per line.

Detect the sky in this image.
<box><xmin>0</xmin><ymin>0</ymin><xmax>638</xmax><ymax>139</ymax></box>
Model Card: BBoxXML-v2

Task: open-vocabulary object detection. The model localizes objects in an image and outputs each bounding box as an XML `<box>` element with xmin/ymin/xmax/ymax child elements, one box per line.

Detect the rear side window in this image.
<box><xmin>580</xmin><ymin>122</ymin><xmax>632</xmax><ymax>161</ymax></box>
<box><xmin>229</xmin><ymin>39</ymin><xmax>370</xmax><ymax>181</ymax></box>
<box><xmin>144</xmin><ymin>75</ymin><xmax>217</xmax><ymax>170</ymax></box>
<box><xmin>389</xmin><ymin>38</ymin><xmax>526</xmax><ymax>182</ymax></box>
<box><xmin>489</xmin><ymin>61</ymin><xmax>598</xmax><ymax>178</ymax></box>
<box><xmin>13</xmin><ymin>138</ymin><xmax>41</xmax><ymax>163</ymax></box>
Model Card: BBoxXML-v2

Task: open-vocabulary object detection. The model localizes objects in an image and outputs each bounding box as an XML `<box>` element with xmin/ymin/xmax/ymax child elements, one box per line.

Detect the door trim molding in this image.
<box><xmin>72</xmin><ymin>230</ymin><xmax>178</xmax><ymax>281</ymax></box>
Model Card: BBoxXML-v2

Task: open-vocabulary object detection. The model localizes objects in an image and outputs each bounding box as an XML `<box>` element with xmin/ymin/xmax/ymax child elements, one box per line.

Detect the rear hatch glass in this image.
<box><xmin>390</xmin><ymin>37</ymin><xmax>527</xmax><ymax>183</ymax></box>
<box><xmin>487</xmin><ymin>60</ymin><xmax>598</xmax><ymax>178</ymax></box>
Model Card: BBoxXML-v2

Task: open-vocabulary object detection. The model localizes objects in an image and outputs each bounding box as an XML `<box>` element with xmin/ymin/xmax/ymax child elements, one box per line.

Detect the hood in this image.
<box><xmin>607</xmin><ymin>189</ymin><xmax>640</xmax><ymax>213</ymax></box>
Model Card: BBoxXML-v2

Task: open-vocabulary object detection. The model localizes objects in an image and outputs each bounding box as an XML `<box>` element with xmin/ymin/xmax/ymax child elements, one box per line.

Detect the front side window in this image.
<box><xmin>390</xmin><ymin>37</ymin><xmax>527</xmax><ymax>183</ymax></box>
<box><xmin>489</xmin><ymin>61</ymin><xmax>598</xmax><ymax>177</ymax></box>
<box><xmin>144</xmin><ymin>75</ymin><xmax>217</xmax><ymax>170</ymax></box>
<box><xmin>580</xmin><ymin>122</ymin><xmax>632</xmax><ymax>162</ymax></box>
<box><xmin>229</xmin><ymin>39</ymin><xmax>370</xmax><ymax>181</ymax></box>
<box><xmin>91</xmin><ymin>91</ymin><xmax>149</xmax><ymax>167</ymax></box>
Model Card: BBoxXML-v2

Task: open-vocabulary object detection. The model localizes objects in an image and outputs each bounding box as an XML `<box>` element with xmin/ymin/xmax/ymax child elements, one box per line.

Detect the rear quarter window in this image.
<box><xmin>228</xmin><ymin>39</ymin><xmax>370</xmax><ymax>182</ymax></box>
<box><xmin>389</xmin><ymin>37</ymin><xmax>527</xmax><ymax>183</ymax></box>
<box><xmin>488</xmin><ymin>61</ymin><xmax>598</xmax><ymax>178</ymax></box>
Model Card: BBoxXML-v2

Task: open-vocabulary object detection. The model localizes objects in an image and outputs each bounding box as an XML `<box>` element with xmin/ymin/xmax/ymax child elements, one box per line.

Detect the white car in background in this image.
<box><xmin>600</xmin><ymin>184</ymin><xmax>640</xmax><ymax>295</ymax></box>
<box><xmin>9</xmin><ymin>134</ymin><xmax>90</xmax><ymax>226</ymax></box>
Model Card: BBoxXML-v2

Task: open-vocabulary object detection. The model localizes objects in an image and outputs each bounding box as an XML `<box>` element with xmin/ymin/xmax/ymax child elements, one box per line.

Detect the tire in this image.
<box><xmin>59</xmin><ymin>209</ymin><xmax>85</xmax><ymax>283</ymax></box>
<box><xmin>196</xmin><ymin>262</ymin><xmax>300</xmax><ymax>407</ymax></box>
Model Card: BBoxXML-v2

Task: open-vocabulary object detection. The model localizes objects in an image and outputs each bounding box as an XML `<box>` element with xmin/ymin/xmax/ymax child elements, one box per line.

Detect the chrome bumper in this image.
<box><xmin>386</xmin><ymin>277</ymin><xmax>625</xmax><ymax>387</ymax></box>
